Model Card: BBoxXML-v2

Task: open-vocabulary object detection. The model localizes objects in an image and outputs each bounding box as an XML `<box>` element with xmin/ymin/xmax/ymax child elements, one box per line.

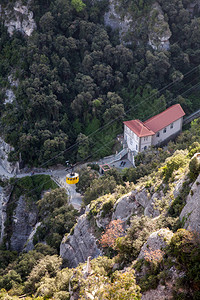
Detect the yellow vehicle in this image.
<box><xmin>66</xmin><ymin>172</ymin><xmax>79</xmax><ymax>184</ymax></box>
<box><xmin>66</xmin><ymin>161</ymin><xmax>79</xmax><ymax>184</ymax></box>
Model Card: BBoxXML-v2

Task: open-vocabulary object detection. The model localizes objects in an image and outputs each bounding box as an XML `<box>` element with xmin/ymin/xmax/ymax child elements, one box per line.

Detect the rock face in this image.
<box><xmin>148</xmin><ymin>2</ymin><xmax>172</xmax><ymax>50</ymax></box>
<box><xmin>5</xmin><ymin>75</ymin><xmax>19</xmax><ymax>104</ymax></box>
<box><xmin>95</xmin><ymin>211</ymin><xmax>110</xmax><ymax>230</ymax></box>
<box><xmin>0</xmin><ymin>1</ymin><xmax>36</xmax><ymax>36</ymax></box>
<box><xmin>104</xmin><ymin>0</ymin><xmax>132</xmax><ymax>42</ymax></box>
<box><xmin>135</xmin><ymin>189</ymin><xmax>150</xmax><ymax>208</ymax></box>
<box><xmin>60</xmin><ymin>214</ymin><xmax>102</xmax><ymax>268</ymax></box>
<box><xmin>10</xmin><ymin>196</ymin><xmax>38</xmax><ymax>252</ymax></box>
<box><xmin>0</xmin><ymin>186</ymin><xmax>13</xmax><ymax>244</ymax></box>
<box><xmin>23</xmin><ymin>221</ymin><xmax>42</xmax><ymax>252</ymax></box>
<box><xmin>104</xmin><ymin>0</ymin><xmax>171</xmax><ymax>49</ymax></box>
<box><xmin>0</xmin><ymin>137</ymin><xmax>19</xmax><ymax>175</ymax></box>
<box><xmin>144</xmin><ymin>191</ymin><xmax>165</xmax><ymax>218</ymax></box>
<box><xmin>180</xmin><ymin>174</ymin><xmax>200</xmax><ymax>233</ymax></box>
<box><xmin>134</xmin><ymin>188</ymin><xmax>163</xmax><ymax>218</ymax></box>
<box><xmin>112</xmin><ymin>191</ymin><xmax>139</xmax><ymax>222</ymax></box>
<box><xmin>138</xmin><ymin>228</ymin><xmax>173</xmax><ymax>260</ymax></box>
<box><xmin>141</xmin><ymin>284</ymin><xmax>173</xmax><ymax>300</ymax></box>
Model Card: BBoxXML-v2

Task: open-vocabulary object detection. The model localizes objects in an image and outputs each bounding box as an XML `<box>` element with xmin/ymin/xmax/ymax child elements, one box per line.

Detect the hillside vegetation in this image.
<box><xmin>0</xmin><ymin>119</ymin><xmax>199</xmax><ymax>299</ymax></box>
<box><xmin>0</xmin><ymin>0</ymin><xmax>200</xmax><ymax>299</ymax></box>
<box><xmin>0</xmin><ymin>0</ymin><xmax>200</xmax><ymax>166</ymax></box>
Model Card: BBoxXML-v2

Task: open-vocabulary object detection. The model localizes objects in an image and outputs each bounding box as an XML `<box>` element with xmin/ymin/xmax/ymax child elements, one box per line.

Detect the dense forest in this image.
<box><xmin>0</xmin><ymin>1</ymin><xmax>200</xmax><ymax>299</ymax></box>
<box><xmin>0</xmin><ymin>0</ymin><xmax>200</xmax><ymax>166</ymax></box>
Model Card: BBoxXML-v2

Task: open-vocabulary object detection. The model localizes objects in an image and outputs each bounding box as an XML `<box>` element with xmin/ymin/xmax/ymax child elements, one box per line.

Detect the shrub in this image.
<box><xmin>0</xmin><ymin>270</ymin><xmax>22</xmax><ymax>291</ymax></box>
<box><xmin>100</xmin><ymin>219</ymin><xmax>124</xmax><ymax>248</ymax></box>
<box><xmin>25</xmin><ymin>255</ymin><xmax>62</xmax><ymax>294</ymax></box>
<box><xmin>161</xmin><ymin>150</ymin><xmax>188</xmax><ymax>182</ymax></box>
<box><xmin>167</xmin><ymin>229</ymin><xmax>200</xmax><ymax>298</ymax></box>
<box><xmin>188</xmin><ymin>156</ymin><xmax>200</xmax><ymax>182</ymax></box>
<box><xmin>115</xmin><ymin>216</ymin><xmax>157</xmax><ymax>264</ymax></box>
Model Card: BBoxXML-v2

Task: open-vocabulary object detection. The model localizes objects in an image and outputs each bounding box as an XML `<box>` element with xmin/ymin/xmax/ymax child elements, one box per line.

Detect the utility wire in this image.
<box><xmin>14</xmin><ymin>76</ymin><xmax>200</xmax><ymax>198</ymax></box>
<box><xmin>5</xmin><ymin>65</ymin><xmax>200</xmax><ymax>202</ymax></box>
<box><xmin>36</xmin><ymin>64</ymin><xmax>200</xmax><ymax>168</ymax></box>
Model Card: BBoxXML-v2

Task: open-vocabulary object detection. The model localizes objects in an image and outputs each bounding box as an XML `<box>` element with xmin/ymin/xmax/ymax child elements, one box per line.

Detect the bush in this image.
<box><xmin>168</xmin><ymin>181</ymin><xmax>190</xmax><ymax>217</ymax></box>
<box><xmin>188</xmin><ymin>156</ymin><xmax>200</xmax><ymax>182</ymax></box>
<box><xmin>25</xmin><ymin>255</ymin><xmax>62</xmax><ymax>294</ymax></box>
<box><xmin>115</xmin><ymin>216</ymin><xmax>157</xmax><ymax>264</ymax></box>
<box><xmin>167</xmin><ymin>229</ymin><xmax>200</xmax><ymax>298</ymax></box>
<box><xmin>161</xmin><ymin>150</ymin><xmax>188</xmax><ymax>182</ymax></box>
<box><xmin>0</xmin><ymin>270</ymin><xmax>22</xmax><ymax>291</ymax></box>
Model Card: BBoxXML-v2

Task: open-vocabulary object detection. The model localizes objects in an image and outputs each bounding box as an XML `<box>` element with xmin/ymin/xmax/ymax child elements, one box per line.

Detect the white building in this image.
<box><xmin>123</xmin><ymin>104</ymin><xmax>185</xmax><ymax>164</ymax></box>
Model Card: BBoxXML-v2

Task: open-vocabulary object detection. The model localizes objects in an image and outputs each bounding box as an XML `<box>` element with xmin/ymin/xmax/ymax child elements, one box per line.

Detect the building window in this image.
<box><xmin>136</xmin><ymin>145</ymin><xmax>138</xmax><ymax>150</ymax></box>
<box><xmin>170</xmin><ymin>123</ymin><xmax>173</xmax><ymax>129</ymax></box>
<box><xmin>144</xmin><ymin>137</ymin><xmax>148</xmax><ymax>141</ymax></box>
<box><xmin>144</xmin><ymin>146</ymin><xmax>147</xmax><ymax>150</ymax></box>
<box><xmin>156</xmin><ymin>132</ymin><xmax>160</xmax><ymax>137</ymax></box>
<box><xmin>163</xmin><ymin>128</ymin><xmax>167</xmax><ymax>133</ymax></box>
<box><xmin>130</xmin><ymin>139</ymin><xmax>133</xmax><ymax>145</ymax></box>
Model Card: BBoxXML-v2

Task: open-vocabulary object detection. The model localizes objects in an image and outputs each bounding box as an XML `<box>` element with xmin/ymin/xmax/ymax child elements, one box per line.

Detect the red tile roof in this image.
<box><xmin>144</xmin><ymin>104</ymin><xmax>185</xmax><ymax>133</ymax></box>
<box><xmin>124</xmin><ymin>119</ymin><xmax>155</xmax><ymax>137</ymax></box>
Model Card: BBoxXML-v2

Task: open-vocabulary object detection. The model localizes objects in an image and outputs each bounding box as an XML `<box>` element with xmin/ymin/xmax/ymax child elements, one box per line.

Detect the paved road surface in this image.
<box><xmin>51</xmin><ymin>169</ymin><xmax>83</xmax><ymax>210</ymax></box>
<box><xmin>0</xmin><ymin>166</ymin><xmax>83</xmax><ymax>210</ymax></box>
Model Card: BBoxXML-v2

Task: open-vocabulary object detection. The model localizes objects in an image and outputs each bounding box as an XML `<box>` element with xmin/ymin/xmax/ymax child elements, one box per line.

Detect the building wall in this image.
<box><xmin>140</xmin><ymin>135</ymin><xmax>153</xmax><ymax>151</ymax></box>
<box><xmin>151</xmin><ymin>117</ymin><xmax>183</xmax><ymax>146</ymax></box>
<box><xmin>128</xmin><ymin>151</ymin><xmax>135</xmax><ymax>166</ymax></box>
<box><xmin>124</xmin><ymin>125</ymin><xmax>139</xmax><ymax>152</ymax></box>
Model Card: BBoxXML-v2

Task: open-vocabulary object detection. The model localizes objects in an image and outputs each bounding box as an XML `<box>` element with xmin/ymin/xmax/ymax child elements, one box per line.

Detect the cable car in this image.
<box><xmin>66</xmin><ymin>172</ymin><xmax>79</xmax><ymax>184</ymax></box>
<box><xmin>66</xmin><ymin>162</ymin><xmax>79</xmax><ymax>184</ymax></box>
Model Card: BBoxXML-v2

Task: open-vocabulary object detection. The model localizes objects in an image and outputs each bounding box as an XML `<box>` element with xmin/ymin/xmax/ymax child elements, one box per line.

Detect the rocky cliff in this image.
<box><xmin>0</xmin><ymin>0</ymin><xmax>36</xmax><ymax>36</ymax></box>
<box><xmin>4</xmin><ymin>74</ymin><xmax>19</xmax><ymax>104</ymax></box>
<box><xmin>0</xmin><ymin>137</ymin><xmax>19</xmax><ymax>175</ymax></box>
<box><xmin>148</xmin><ymin>2</ymin><xmax>172</xmax><ymax>51</ymax></box>
<box><xmin>10</xmin><ymin>196</ymin><xmax>38</xmax><ymax>252</ymax></box>
<box><xmin>104</xmin><ymin>0</ymin><xmax>172</xmax><ymax>49</ymax></box>
<box><xmin>104</xmin><ymin>0</ymin><xmax>132</xmax><ymax>42</ymax></box>
<box><xmin>0</xmin><ymin>185</ymin><xmax>13</xmax><ymax>244</ymax></box>
<box><xmin>60</xmin><ymin>214</ymin><xmax>102</xmax><ymax>268</ymax></box>
<box><xmin>60</xmin><ymin>171</ymin><xmax>184</xmax><ymax>267</ymax></box>
<box><xmin>180</xmin><ymin>173</ymin><xmax>200</xmax><ymax>233</ymax></box>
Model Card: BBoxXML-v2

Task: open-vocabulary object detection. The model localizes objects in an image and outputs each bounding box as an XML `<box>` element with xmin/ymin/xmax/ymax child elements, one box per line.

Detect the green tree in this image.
<box><xmin>76</xmin><ymin>167</ymin><xmax>99</xmax><ymax>194</ymax></box>
<box><xmin>189</xmin><ymin>156</ymin><xmax>200</xmax><ymax>182</ymax></box>
<box><xmin>25</xmin><ymin>255</ymin><xmax>62</xmax><ymax>294</ymax></box>
<box><xmin>71</xmin><ymin>0</ymin><xmax>86</xmax><ymax>12</ymax></box>
<box><xmin>76</xmin><ymin>133</ymin><xmax>90</xmax><ymax>161</ymax></box>
<box><xmin>83</xmin><ymin>176</ymin><xmax>117</xmax><ymax>205</ymax></box>
<box><xmin>37</xmin><ymin>188</ymin><xmax>68</xmax><ymax>217</ymax></box>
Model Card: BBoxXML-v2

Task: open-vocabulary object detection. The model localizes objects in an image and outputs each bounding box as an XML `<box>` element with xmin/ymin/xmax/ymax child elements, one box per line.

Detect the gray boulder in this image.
<box><xmin>112</xmin><ymin>191</ymin><xmax>138</xmax><ymax>222</ymax></box>
<box><xmin>135</xmin><ymin>188</ymin><xmax>150</xmax><ymax>209</ymax></box>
